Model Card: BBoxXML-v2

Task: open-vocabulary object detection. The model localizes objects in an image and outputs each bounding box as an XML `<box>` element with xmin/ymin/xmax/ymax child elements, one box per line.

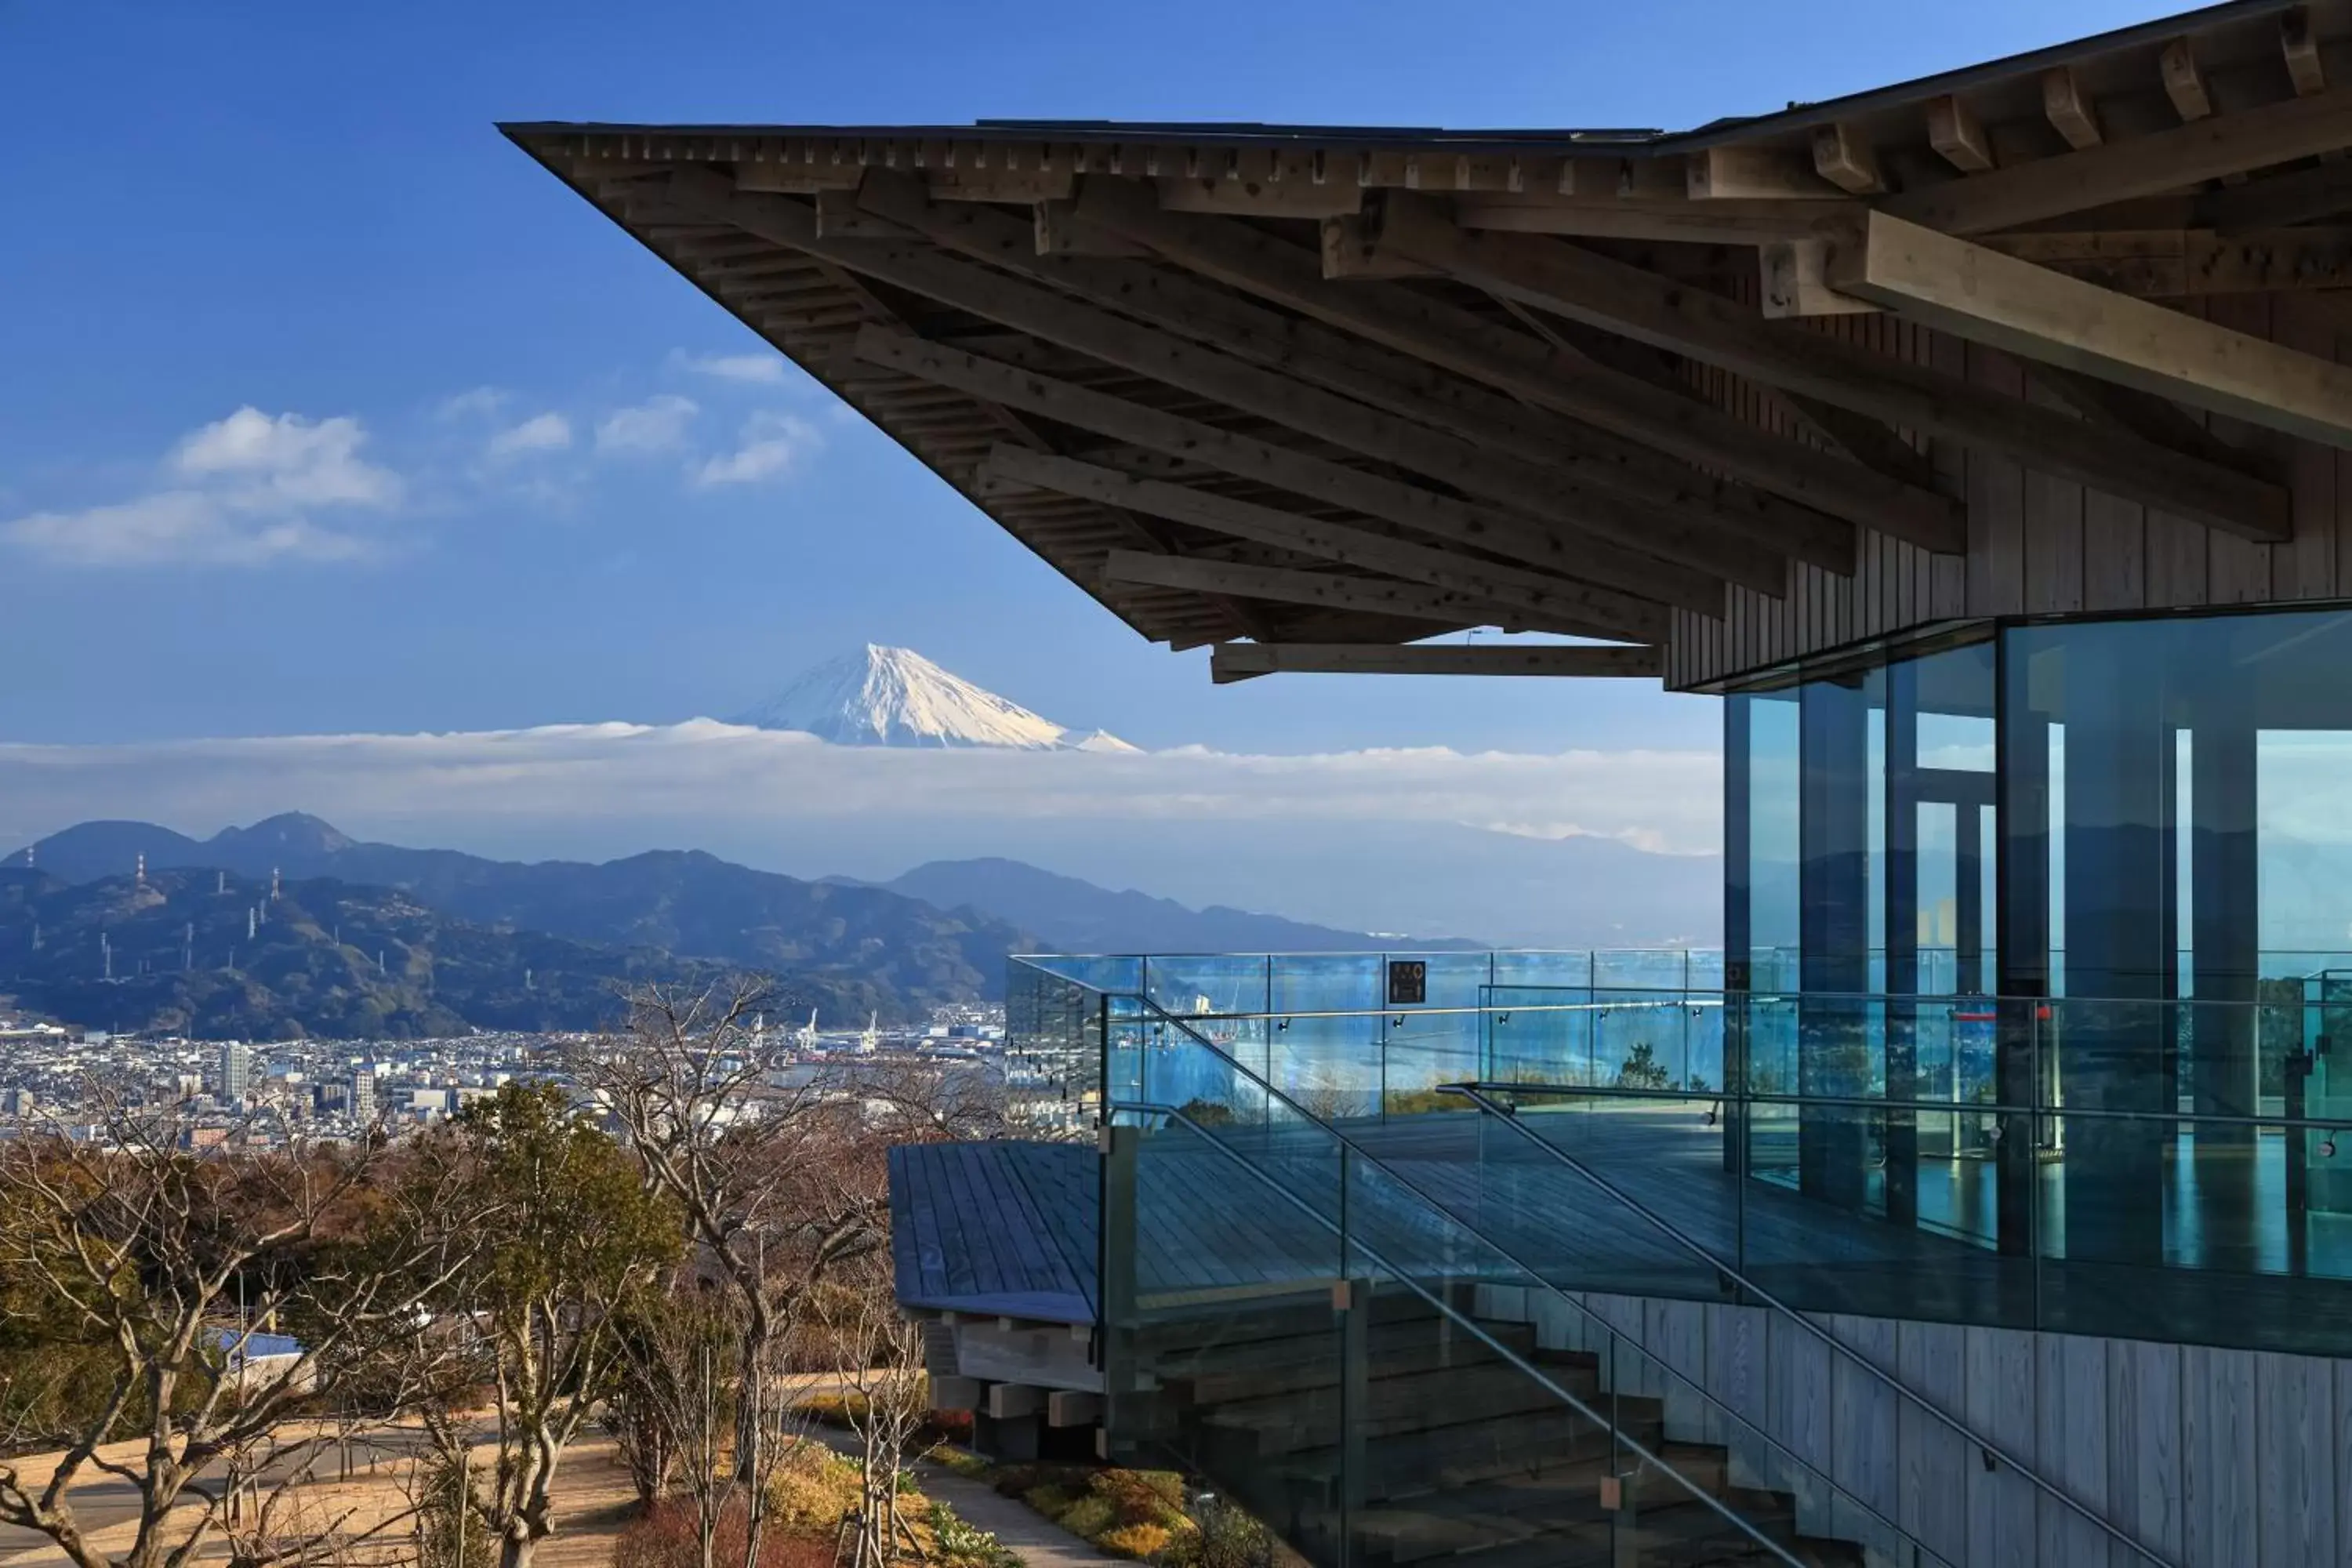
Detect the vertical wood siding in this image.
<box><xmin>1664</xmin><ymin>298</ymin><xmax>2352</xmax><ymax>691</ymax></box>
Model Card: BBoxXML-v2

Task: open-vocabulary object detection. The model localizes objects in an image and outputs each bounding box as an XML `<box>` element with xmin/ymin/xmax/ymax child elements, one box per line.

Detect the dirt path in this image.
<box><xmin>0</xmin><ymin>1432</ymin><xmax>642</xmax><ymax>1568</ymax></box>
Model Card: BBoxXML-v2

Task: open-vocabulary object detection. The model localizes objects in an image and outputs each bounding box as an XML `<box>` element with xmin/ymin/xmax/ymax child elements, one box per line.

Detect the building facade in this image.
<box><xmin>513</xmin><ymin>2</ymin><xmax>2352</xmax><ymax>1561</ymax></box>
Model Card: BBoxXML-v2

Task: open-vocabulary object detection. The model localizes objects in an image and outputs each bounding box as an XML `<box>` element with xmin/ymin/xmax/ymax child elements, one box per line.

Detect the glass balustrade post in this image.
<box><xmin>1337</xmin><ymin>1143</ymin><xmax>1364</xmax><ymax>1568</ymax></box>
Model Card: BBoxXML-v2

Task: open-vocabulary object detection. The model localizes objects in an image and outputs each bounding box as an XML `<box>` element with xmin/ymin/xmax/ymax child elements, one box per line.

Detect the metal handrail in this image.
<box><xmin>1445</xmin><ymin>1083</ymin><xmax>2172</xmax><ymax>1568</ymax></box>
<box><xmin>1460</xmin><ymin>1079</ymin><xmax>2352</xmax><ymax>1135</ymax></box>
<box><xmin>1115</xmin><ymin>1003</ymin><xmax>1948</xmax><ymax>1568</ymax></box>
<box><xmin>1123</xmin><ymin>1102</ymin><xmax>1817</xmax><ymax>1568</ymax></box>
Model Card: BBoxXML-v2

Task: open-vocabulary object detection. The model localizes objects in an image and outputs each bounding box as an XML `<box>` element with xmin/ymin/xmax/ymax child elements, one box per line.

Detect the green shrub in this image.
<box><xmin>1023</xmin><ymin>1484</ymin><xmax>1076</xmax><ymax>1519</ymax></box>
<box><xmin>1058</xmin><ymin>1496</ymin><xmax>1117</xmax><ymax>1538</ymax></box>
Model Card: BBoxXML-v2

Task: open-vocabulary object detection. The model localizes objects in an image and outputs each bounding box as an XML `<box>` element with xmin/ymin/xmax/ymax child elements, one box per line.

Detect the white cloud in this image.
<box><xmin>486</xmin><ymin>412</ymin><xmax>573</xmax><ymax>459</ymax></box>
<box><xmin>677</xmin><ymin>351</ymin><xmax>786</xmax><ymax>385</ymax></box>
<box><xmin>434</xmin><ymin>386</ymin><xmax>510</xmax><ymax>422</ymax></box>
<box><xmin>172</xmin><ymin>408</ymin><xmax>400</xmax><ymax>509</ymax></box>
<box><xmin>0</xmin><ymin>723</ymin><xmax>1720</xmax><ymax>851</ymax></box>
<box><xmin>2</xmin><ymin>492</ymin><xmax>378</xmax><ymax>568</ymax></box>
<box><xmin>595</xmin><ymin>394</ymin><xmax>699</xmax><ymax>454</ymax></box>
<box><xmin>0</xmin><ymin>726</ymin><xmax>1722</xmax><ymax>942</ymax></box>
<box><xmin>4</xmin><ymin>408</ymin><xmax>401</xmax><ymax>568</ymax></box>
<box><xmin>694</xmin><ymin>411</ymin><xmax>820</xmax><ymax>486</ymax></box>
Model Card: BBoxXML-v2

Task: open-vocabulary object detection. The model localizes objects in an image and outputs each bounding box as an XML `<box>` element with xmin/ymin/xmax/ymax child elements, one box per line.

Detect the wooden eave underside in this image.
<box><xmin>503</xmin><ymin>0</ymin><xmax>2352</xmax><ymax>686</ymax></box>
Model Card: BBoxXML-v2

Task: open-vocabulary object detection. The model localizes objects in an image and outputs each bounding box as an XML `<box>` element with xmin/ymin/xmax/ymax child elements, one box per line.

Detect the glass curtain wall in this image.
<box><xmin>1728</xmin><ymin>606</ymin><xmax>2352</xmax><ymax>1272</ymax></box>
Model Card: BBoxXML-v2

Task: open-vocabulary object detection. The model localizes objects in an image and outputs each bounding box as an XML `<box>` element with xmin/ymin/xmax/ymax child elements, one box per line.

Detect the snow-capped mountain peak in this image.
<box><xmin>731</xmin><ymin>645</ymin><xmax>1134</xmax><ymax>751</ymax></box>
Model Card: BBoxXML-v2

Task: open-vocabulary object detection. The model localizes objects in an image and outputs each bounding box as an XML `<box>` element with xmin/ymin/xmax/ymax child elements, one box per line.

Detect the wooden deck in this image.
<box><xmin>891</xmin><ymin>1107</ymin><xmax>2352</xmax><ymax>1356</ymax></box>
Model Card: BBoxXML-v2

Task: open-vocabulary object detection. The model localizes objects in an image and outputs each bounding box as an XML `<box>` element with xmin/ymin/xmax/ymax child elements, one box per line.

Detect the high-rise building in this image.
<box><xmin>217</xmin><ymin>1041</ymin><xmax>251</xmax><ymax>1103</ymax></box>
<box><xmin>350</xmin><ymin>1067</ymin><xmax>376</xmax><ymax>1127</ymax></box>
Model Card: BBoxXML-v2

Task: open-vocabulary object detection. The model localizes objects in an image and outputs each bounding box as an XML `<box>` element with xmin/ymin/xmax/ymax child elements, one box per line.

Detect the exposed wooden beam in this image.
<box><xmin>1366</xmin><ymin>191</ymin><xmax>2291</xmax><ymax>540</ymax></box>
<box><xmin>1686</xmin><ymin>146</ymin><xmax>1841</xmax><ymax>200</ymax></box>
<box><xmin>982</xmin><ymin>446</ymin><xmax>1671</xmax><ymax>641</ymax></box>
<box><xmin>826</xmin><ymin>176</ymin><xmax>1761</xmax><ymax>601</ymax></box>
<box><xmin>851</xmin><ymin>174</ymin><xmax>1850</xmax><ymax>574</ymax></box>
<box><xmin>1071</xmin><ymin>176</ymin><xmax>1962</xmax><ymax>551</ymax></box>
<box><xmin>622</xmin><ymin>175</ymin><xmax>1269</xmax><ymax>641</ymax></box>
<box><xmin>1982</xmin><ymin>224</ymin><xmax>2352</xmax><ymax>295</ymax></box>
<box><xmin>1034</xmin><ymin>200</ymin><xmax>1148</xmax><ymax>258</ymax></box>
<box><xmin>1102</xmin><ymin>548</ymin><xmax>1563</xmax><ymax>632</ymax></box>
<box><xmin>1210</xmin><ymin>641</ymin><xmax>1663</xmax><ymax>682</ymax></box>
<box><xmin>2042</xmin><ymin>67</ymin><xmax>2103</xmax><ymax>151</ymax></box>
<box><xmin>677</xmin><ymin>175</ymin><xmax>1737</xmax><ymax>608</ymax></box>
<box><xmin>1321</xmin><ymin>212</ymin><xmax>1441</xmax><ymax>276</ymax></box>
<box><xmin>1887</xmin><ymin>85</ymin><xmax>2352</xmax><ymax>234</ymax></box>
<box><xmin>1157</xmin><ymin>174</ymin><xmax>1359</xmax><ymax>219</ymax></box>
<box><xmin>2283</xmin><ymin>7</ymin><xmax>2327</xmax><ymax>98</ymax></box>
<box><xmin>1826</xmin><ymin>209</ymin><xmax>2352</xmax><ymax>457</ymax></box>
<box><xmin>1811</xmin><ymin>125</ymin><xmax>1884</xmax><ymax>196</ymax></box>
<box><xmin>848</xmin><ymin>328</ymin><xmax>1689</xmax><ymax>633</ymax></box>
<box><xmin>2161</xmin><ymin>37</ymin><xmax>2212</xmax><ymax>122</ymax></box>
<box><xmin>2203</xmin><ymin>160</ymin><xmax>2352</xmax><ymax>232</ymax></box>
<box><xmin>1928</xmin><ymin>96</ymin><xmax>1995</xmax><ymax>173</ymax></box>
<box><xmin>1759</xmin><ymin>239</ymin><xmax>1881</xmax><ymax>318</ymax></box>
<box><xmin>1450</xmin><ymin>194</ymin><xmax>1857</xmax><ymax>245</ymax></box>
<box><xmin>2024</xmin><ymin>363</ymin><xmax>2268</xmax><ymax>481</ymax></box>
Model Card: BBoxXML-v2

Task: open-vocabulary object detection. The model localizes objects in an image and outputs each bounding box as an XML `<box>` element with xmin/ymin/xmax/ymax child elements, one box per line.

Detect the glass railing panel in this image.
<box><xmin>1481</xmin><ymin>987</ymin><xmax>1597</xmax><ymax>1087</ymax></box>
<box><xmin>1141</xmin><ymin>953</ymin><xmax>1270</xmax><ymax>1019</ymax></box>
<box><xmin>1592</xmin><ymin>992</ymin><xmax>1693</xmax><ymax>1094</ymax></box>
<box><xmin>1101</xmin><ymin>1112</ymin><xmax>1349</xmax><ymax>1567</ymax></box>
<box><xmin>1592</xmin><ymin>947</ymin><xmax>1695</xmax><ymax>991</ymax></box>
<box><xmin>1490</xmin><ymin>948</ymin><xmax>1595</xmax><ymax>991</ymax></box>
<box><xmin>1268</xmin><ymin>953</ymin><xmax>1384</xmax><ymax>1015</ymax></box>
<box><xmin>1004</xmin><ymin>958</ymin><xmax>1106</xmax><ymax>1132</ymax></box>
<box><xmin>1113</xmin><ymin>1023</ymin><xmax>1940</xmax><ymax>1568</ymax></box>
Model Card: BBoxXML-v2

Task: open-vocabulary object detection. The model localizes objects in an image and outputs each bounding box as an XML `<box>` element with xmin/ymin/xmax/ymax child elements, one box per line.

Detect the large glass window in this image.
<box><xmin>1727</xmin><ymin>607</ymin><xmax>2352</xmax><ymax>1318</ymax></box>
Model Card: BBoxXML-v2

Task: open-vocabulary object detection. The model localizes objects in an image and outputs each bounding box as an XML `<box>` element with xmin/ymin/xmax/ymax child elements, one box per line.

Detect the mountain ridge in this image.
<box><xmin>865</xmin><ymin>858</ymin><xmax>1488</xmax><ymax>954</ymax></box>
<box><xmin>729</xmin><ymin>644</ymin><xmax>1134</xmax><ymax>751</ymax></box>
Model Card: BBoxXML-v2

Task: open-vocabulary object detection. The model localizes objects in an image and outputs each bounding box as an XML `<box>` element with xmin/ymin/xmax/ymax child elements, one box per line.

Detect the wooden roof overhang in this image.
<box><xmin>503</xmin><ymin>0</ymin><xmax>2352</xmax><ymax>690</ymax></box>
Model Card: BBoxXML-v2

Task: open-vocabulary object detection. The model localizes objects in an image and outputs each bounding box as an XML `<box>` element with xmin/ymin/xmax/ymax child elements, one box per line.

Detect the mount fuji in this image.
<box><xmin>730</xmin><ymin>644</ymin><xmax>1138</xmax><ymax>752</ymax></box>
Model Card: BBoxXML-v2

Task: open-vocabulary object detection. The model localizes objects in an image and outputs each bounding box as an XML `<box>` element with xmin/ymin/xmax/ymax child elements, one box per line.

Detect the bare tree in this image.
<box><xmin>0</xmin><ymin>1097</ymin><xmax>479</xmax><ymax>1568</ymax></box>
<box><xmin>573</xmin><ymin>981</ymin><xmax>949</xmax><ymax>1486</ymax></box>
<box><xmin>407</xmin><ymin>1082</ymin><xmax>681</xmax><ymax>1568</ymax></box>
<box><xmin>607</xmin><ymin>1283</ymin><xmax>778</xmax><ymax>1568</ymax></box>
<box><xmin>818</xmin><ymin>1261</ymin><xmax>931</xmax><ymax>1568</ymax></box>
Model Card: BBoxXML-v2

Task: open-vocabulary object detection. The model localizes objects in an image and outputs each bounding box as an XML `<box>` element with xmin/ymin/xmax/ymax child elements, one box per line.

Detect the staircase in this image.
<box><xmin>1099</xmin><ymin>1083</ymin><xmax>1927</xmax><ymax>1568</ymax></box>
<box><xmin>1120</xmin><ymin>1279</ymin><xmax>1869</xmax><ymax>1568</ymax></box>
<box><xmin>1091</xmin><ymin>994</ymin><xmax>2175</xmax><ymax>1568</ymax></box>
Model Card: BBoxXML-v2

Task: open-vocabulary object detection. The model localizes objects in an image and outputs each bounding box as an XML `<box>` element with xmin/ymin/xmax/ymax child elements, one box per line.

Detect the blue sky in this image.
<box><xmin>2</xmin><ymin>0</ymin><xmax>2180</xmax><ymax>756</ymax></box>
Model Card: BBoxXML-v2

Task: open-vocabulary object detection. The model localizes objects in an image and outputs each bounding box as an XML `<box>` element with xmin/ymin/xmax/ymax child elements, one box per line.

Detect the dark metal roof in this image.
<box><xmin>889</xmin><ymin>1140</ymin><xmax>1098</xmax><ymax>1324</ymax></box>
<box><xmin>502</xmin><ymin>0</ymin><xmax>2302</xmax><ymax>161</ymax></box>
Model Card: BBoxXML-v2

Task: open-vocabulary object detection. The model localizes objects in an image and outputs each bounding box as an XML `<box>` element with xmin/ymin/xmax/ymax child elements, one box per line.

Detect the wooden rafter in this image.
<box><xmin>855</xmin><ymin>169</ymin><xmax>1848</xmax><ymax>575</ymax></box>
<box><xmin>1070</xmin><ymin>176</ymin><xmax>1964</xmax><ymax>552</ymax></box>
<box><xmin>1210</xmin><ymin>641</ymin><xmax>1663</xmax><ymax>682</ymax></box>
<box><xmin>1824</xmin><ymin>211</ymin><xmax>2352</xmax><ymax>453</ymax></box>
<box><xmin>1362</xmin><ymin>191</ymin><xmax>2292</xmax><ymax>541</ymax></box>
<box><xmin>1887</xmin><ymin>85</ymin><xmax>2352</xmax><ymax>235</ymax></box>
<box><xmin>848</xmin><ymin>325</ymin><xmax>1693</xmax><ymax>632</ymax></box>
<box><xmin>1101</xmin><ymin>550</ymin><xmax>1559</xmax><ymax>633</ymax></box>
<box><xmin>981</xmin><ymin>446</ymin><xmax>1666</xmax><ymax>642</ymax></box>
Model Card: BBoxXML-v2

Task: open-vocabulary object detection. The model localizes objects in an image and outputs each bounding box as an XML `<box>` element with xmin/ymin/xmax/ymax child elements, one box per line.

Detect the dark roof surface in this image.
<box><xmin>503</xmin><ymin>0</ymin><xmax>2299</xmax><ymax>159</ymax></box>
<box><xmin>889</xmin><ymin>1140</ymin><xmax>1098</xmax><ymax>1323</ymax></box>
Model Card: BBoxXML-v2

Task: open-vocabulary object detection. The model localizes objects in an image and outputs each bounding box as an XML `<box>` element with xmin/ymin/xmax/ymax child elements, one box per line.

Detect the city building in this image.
<box><xmin>216</xmin><ymin>1041</ymin><xmax>250</xmax><ymax>1104</ymax></box>
<box><xmin>350</xmin><ymin>1066</ymin><xmax>376</xmax><ymax>1127</ymax></box>
<box><xmin>512</xmin><ymin>3</ymin><xmax>2352</xmax><ymax>1563</ymax></box>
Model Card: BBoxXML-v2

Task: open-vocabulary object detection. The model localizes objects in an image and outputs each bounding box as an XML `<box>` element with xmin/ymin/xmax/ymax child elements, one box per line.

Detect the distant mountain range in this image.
<box><xmin>2</xmin><ymin>815</ymin><xmax>1490</xmax><ymax>1037</ymax></box>
<box><xmin>862</xmin><ymin>858</ymin><xmax>1484</xmax><ymax>955</ymax></box>
<box><xmin>0</xmin><ymin>865</ymin><xmax>752</xmax><ymax>1040</ymax></box>
<box><xmin>729</xmin><ymin>644</ymin><xmax>1134</xmax><ymax>751</ymax></box>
